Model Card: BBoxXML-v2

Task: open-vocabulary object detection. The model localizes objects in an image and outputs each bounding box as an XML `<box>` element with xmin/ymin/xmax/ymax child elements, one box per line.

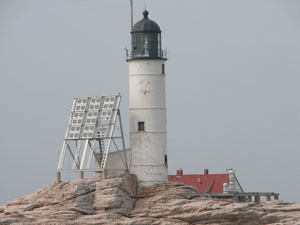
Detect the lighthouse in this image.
<box><xmin>127</xmin><ymin>10</ymin><xmax>168</xmax><ymax>186</ymax></box>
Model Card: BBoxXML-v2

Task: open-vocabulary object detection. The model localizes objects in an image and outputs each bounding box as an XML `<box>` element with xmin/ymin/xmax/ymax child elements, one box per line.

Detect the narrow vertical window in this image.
<box><xmin>144</xmin><ymin>36</ymin><xmax>149</xmax><ymax>56</ymax></box>
<box><xmin>165</xmin><ymin>155</ymin><xmax>168</xmax><ymax>168</ymax></box>
<box><xmin>158</xmin><ymin>34</ymin><xmax>161</xmax><ymax>57</ymax></box>
<box><xmin>138</xmin><ymin>122</ymin><xmax>145</xmax><ymax>131</ymax></box>
<box><xmin>162</xmin><ymin>64</ymin><xmax>165</xmax><ymax>74</ymax></box>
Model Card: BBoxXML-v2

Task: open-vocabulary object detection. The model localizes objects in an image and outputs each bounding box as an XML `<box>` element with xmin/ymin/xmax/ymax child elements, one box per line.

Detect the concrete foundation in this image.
<box><xmin>79</xmin><ymin>171</ymin><xmax>84</xmax><ymax>179</ymax></box>
<box><xmin>102</xmin><ymin>170</ymin><xmax>107</xmax><ymax>179</ymax></box>
<box><xmin>56</xmin><ymin>172</ymin><xmax>61</xmax><ymax>184</ymax></box>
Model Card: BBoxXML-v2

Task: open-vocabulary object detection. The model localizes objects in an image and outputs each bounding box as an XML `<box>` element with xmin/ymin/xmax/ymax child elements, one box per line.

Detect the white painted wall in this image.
<box><xmin>95</xmin><ymin>150</ymin><xmax>131</xmax><ymax>174</ymax></box>
<box><xmin>128</xmin><ymin>59</ymin><xmax>168</xmax><ymax>186</ymax></box>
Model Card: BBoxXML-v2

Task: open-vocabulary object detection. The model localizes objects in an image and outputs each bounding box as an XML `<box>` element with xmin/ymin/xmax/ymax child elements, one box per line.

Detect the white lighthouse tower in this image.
<box><xmin>127</xmin><ymin>10</ymin><xmax>168</xmax><ymax>186</ymax></box>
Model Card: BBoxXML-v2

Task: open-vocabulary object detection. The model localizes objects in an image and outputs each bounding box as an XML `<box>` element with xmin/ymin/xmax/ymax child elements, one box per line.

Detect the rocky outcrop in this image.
<box><xmin>0</xmin><ymin>174</ymin><xmax>300</xmax><ymax>225</ymax></box>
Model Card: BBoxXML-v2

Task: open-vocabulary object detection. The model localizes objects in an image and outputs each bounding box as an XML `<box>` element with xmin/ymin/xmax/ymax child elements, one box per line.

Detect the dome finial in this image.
<box><xmin>143</xmin><ymin>10</ymin><xmax>149</xmax><ymax>19</ymax></box>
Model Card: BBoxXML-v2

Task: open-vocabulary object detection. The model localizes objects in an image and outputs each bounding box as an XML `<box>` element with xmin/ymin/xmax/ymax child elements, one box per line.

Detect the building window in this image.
<box><xmin>138</xmin><ymin>122</ymin><xmax>145</xmax><ymax>131</ymax></box>
<box><xmin>162</xmin><ymin>64</ymin><xmax>165</xmax><ymax>74</ymax></box>
<box><xmin>165</xmin><ymin>155</ymin><xmax>168</xmax><ymax>168</ymax></box>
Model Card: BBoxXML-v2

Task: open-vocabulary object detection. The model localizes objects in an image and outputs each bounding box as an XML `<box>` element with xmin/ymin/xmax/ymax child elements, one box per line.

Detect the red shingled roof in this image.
<box><xmin>168</xmin><ymin>173</ymin><xmax>229</xmax><ymax>194</ymax></box>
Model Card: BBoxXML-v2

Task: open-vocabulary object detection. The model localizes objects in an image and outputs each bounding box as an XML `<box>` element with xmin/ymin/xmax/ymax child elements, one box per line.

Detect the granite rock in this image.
<box><xmin>0</xmin><ymin>174</ymin><xmax>299</xmax><ymax>225</ymax></box>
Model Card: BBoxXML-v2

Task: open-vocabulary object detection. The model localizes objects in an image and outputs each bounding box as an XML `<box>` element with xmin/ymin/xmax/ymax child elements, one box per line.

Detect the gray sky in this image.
<box><xmin>0</xmin><ymin>0</ymin><xmax>300</xmax><ymax>204</ymax></box>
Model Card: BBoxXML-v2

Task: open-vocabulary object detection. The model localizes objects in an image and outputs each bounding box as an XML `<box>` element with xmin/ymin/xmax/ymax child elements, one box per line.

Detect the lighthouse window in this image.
<box><xmin>138</xmin><ymin>122</ymin><xmax>145</xmax><ymax>131</ymax></box>
<box><xmin>162</xmin><ymin>64</ymin><xmax>165</xmax><ymax>74</ymax></box>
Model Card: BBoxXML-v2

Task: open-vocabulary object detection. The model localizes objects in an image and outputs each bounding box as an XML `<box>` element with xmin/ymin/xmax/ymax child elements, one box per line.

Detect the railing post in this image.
<box><xmin>248</xmin><ymin>196</ymin><xmax>252</xmax><ymax>202</ymax></box>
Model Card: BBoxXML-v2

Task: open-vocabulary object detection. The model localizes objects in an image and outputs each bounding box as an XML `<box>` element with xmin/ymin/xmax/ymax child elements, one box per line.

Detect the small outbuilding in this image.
<box><xmin>168</xmin><ymin>168</ymin><xmax>243</xmax><ymax>194</ymax></box>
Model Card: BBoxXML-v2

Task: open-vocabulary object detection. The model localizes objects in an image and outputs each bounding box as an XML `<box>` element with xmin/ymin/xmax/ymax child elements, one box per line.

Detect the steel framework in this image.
<box><xmin>57</xmin><ymin>95</ymin><xmax>128</xmax><ymax>174</ymax></box>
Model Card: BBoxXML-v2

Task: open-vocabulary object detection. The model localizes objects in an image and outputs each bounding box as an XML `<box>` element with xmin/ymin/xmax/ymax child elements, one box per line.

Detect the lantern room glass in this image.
<box><xmin>131</xmin><ymin>32</ymin><xmax>162</xmax><ymax>59</ymax></box>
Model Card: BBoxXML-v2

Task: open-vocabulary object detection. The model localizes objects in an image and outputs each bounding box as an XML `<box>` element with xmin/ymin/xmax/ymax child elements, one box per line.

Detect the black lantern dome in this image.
<box><xmin>128</xmin><ymin>10</ymin><xmax>166</xmax><ymax>61</ymax></box>
<box><xmin>132</xmin><ymin>10</ymin><xmax>161</xmax><ymax>33</ymax></box>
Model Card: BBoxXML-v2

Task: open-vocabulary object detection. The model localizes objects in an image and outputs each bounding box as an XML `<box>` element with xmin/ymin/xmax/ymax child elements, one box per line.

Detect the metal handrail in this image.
<box><xmin>126</xmin><ymin>49</ymin><xmax>167</xmax><ymax>60</ymax></box>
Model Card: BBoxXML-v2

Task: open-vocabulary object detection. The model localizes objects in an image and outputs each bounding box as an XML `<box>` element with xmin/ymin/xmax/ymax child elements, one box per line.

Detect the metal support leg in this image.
<box><xmin>57</xmin><ymin>141</ymin><xmax>67</xmax><ymax>170</ymax></box>
<box><xmin>72</xmin><ymin>140</ymin><xmax>83</xmax><ymax>169</ymax></box>
<box><xmin>118</xmin><ymin>110</ymin><xmax>129</xmax><ymax>172</ymax></box>
<box><xmin>80</xmin><ymin>140</ymin><xmax>89</xmax><ymax>169</ymax></box>
<box><xmin>87</xmin><ymin>140</ymin><xmax>97</xmax><ymax>169</ymax></box>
